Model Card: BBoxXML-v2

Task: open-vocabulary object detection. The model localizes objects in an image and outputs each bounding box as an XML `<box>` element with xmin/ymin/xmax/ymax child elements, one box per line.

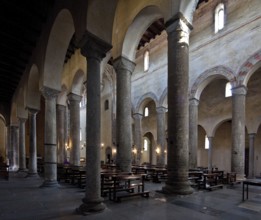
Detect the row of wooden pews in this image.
<box><xmin>57</xmin><ymin>163</ymin><xmax>150</xmax><ymax>202</ymax></box>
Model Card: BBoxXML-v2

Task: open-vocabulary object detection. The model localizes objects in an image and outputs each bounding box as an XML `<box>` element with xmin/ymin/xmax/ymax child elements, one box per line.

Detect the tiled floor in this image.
<box><xmin>0</xmin><ymin>173</ymin><xmax>261</xmax><ymax>220</ymax></box>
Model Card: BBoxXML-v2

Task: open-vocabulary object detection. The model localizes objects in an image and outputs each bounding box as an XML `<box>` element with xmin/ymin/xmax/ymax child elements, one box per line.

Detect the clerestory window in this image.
<box><xmin>215</xmin><ymin>3</ymin><xmax>225</xmax><ymax>33</ymax></box>
<box><xmin>144</xmin><ymin>50</ymin><xmax>149</xmax><ymax>72</ymax></box>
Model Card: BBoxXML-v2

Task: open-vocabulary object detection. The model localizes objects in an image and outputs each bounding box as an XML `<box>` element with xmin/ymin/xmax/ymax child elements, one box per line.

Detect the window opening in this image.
<box><xmin>215</xmin><ymin>3</ymin><xmax>225</xmax><ymax>33</ymax></box>
<box><xmin>225</xmin><ymin>82</ymin><xmax>232</xmax><ymax>97</ymax></box>
<box><xmin>205</xmin><ymin>135</ymin><xmax>209</xmax><ymax>149</ymax></box>
<box><xmin>144</xmin><ymin>50</ymin><xmax>149</xmax><ymax>72</ymax></box>
<box><xmin>144</xmin><ymin>107</ymin><xmax>149</xmax><ymax>117</ymax></box>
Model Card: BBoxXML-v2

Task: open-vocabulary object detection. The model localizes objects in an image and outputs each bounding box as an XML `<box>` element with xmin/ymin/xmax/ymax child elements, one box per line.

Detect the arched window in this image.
<box><xmin>205</xmin><ymin>135</ymin><xmax>209</xmax><ymax>149</ymax></box>
<box><xmin>144</xmin><ymin>107</ymin><xmax>149</xmax><ymax>117</ymax></box>
<box><xmin>225</xmin><ymin>82</ymin><xmax>232</xmax><ymax>97</ymax></box>
<box><xmin>215</xmin><ymin>3</ymin><xmax>225</xmax><ymax>33</ymax></box>
<box><xmin>143</xmin><ymin>138</ymin><xmax>148</xmax><ymax>151</ymax></box>
<box><xmin>144</xmin><ymin>50</ymin><xmax>149</xmax><ymax>72</ymax></box>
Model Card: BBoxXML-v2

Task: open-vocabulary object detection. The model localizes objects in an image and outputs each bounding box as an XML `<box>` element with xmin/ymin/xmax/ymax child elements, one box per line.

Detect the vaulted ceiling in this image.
<box><xmin>0</xmin><ymin>0</ymin><xmax>206</xmax><ymax>105</ymax></box>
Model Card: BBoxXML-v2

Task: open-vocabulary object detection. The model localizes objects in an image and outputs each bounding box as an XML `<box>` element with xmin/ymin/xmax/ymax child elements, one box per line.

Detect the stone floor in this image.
<box><xmin>0</xmin><ymin>173</ymin><xmax>261</xmax><ymax>220</ymax></box>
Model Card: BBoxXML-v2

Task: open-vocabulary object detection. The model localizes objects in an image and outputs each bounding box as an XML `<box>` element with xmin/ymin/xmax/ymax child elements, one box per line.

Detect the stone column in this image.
<box><xmin>18</xmin><ymin>117</ymin><xmax>27</xmax><ymax>172</ymax></box>
<box><xmin>189</xmin><ymin>98</ymin><xmax>199</xmax><ymax>169</ymax></box>
<box><xmin>231</xmin><ymin>86</ymin><xmax>247</xmax><ymax>180</ymax></box>
<box><xmin>248</xmin><ymin>133</ymin><xmax>255</xmax><ymax>178</ymax></box>
<box><xmin>207</xmin><ymin>136</ymin><xmax>213</xmax><ymax>172</ymax></box>
<box><xmin>133</xmin><ymin>113</ymin><xmax>143</xmax><ymax>165</ymax></box>
<box><xmin>68</xmin><ymin>94</ymin><xmax>82</xmax><ymax>166</ymax></box>
<box><xmin>10</xmin><ymin>125</ymin><xmax>19</xmax><ymax>171</ymax></box>
<box><xmin>57</xmin><ymin>104</ymin><xmax>66</xmax><ymax>164</ymax></box>
<box><xmin>114</xmin><ymin>57</ymin><xmax>135</xmax><ymax>172</ymax></box>
<box><xmin>40</xmin><ymin>87</ymin><xmax>60</xmax><ymax>187</ymax></box>
<box><xmin>162</xmin><ymin>14</ymin><xmax>193</xmax><ymax>195</ymax></box>
<box><xmin>76</xmin><ymin>31</ymin><xmax>111</xmax><ymax>214</ymax></box>
<box><xmin>156</xmin><ymin>106</ymin><xmax>166</xmax><ymax>166</ymax></box>
<box><xmin>27</xmin><ymin>108</ymin><xmax>39</xmax><ymax>177</ymax></box>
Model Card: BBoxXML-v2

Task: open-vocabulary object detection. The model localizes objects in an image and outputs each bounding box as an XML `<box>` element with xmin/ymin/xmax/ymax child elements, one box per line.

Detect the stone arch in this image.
<box><xmin>159</xmin><ymin>87</ymin><xmax>167</xmax><ymax>108</ymax></box>
<box><xmin>134</xmin><ymin>92</ymin><xmax>159</xmax><ymax>114</ymax></box>
<box><xmin>16</xmin><ymin>87</ymin><xmax>27</xmax><ymax>119</ymax></box>
<box><xmin>238</xmin><ymin>50</ymin><xmax>261</xmax><ymax>87</ymax></box>
<box><xmin>121</xmin><ymin>5</ymin><xmax>164</xmax><ymax>62</ymax></box>
<box><xmin>190</xmin><ymin>66</ymin><xmax>236</xmax><ymax>100</ymax></box>
<box><xmin>41</xmin><ymin>9</ymin><xmax>75</xmax><ymax>91</ymax></box>
<box><xmin>212</xmin><ymin>118</ymin><xmax>232</xmax><ymax>137</ymax></box>
<box><xmin>0</xmin><ymin>114</ymin><xmax>6</xmax><ymax>126</ymax></box>
<box><xmin>26</xmin><ymin>64</ymin><xmax>41</xmax><ymax>110</ymax></box>
<box><xmin>86</xmin><ymin>0</ymin><xmax>118</xmax><ymax>43</ymax></box>
<box><xmin>71</xmin><ymin>69</ymin><xmax>85</xmax><ymax>96</ymax></box>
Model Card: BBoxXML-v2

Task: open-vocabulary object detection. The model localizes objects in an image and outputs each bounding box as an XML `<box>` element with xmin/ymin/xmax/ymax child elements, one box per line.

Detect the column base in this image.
<box><xmin>40</xmin><ymin>180</ymin><xmax>60</xmax><ymax>188</ymax></box>
<box><xmin>76</xmin><ymin>198</ymin><xmax>106</xmax><ymax>215</ymax></box>
<box><xmin>162</xmin><ymin>181</ymin><xmax>194</xmax><ymax>195</ymax></box>
<box><xmin>26</xmin><ymin>172</ymin><xmax>40</xmax><ymax>179</ymax></box>
<box><xmin>17</xmin><ymin>168</ymin><xmax>28</xmax><ymax>173</ymax></box>
<box><xmin>236</xmin><ymin>174</ymin><xmax>246</xmax><ymax>181</ymax></box>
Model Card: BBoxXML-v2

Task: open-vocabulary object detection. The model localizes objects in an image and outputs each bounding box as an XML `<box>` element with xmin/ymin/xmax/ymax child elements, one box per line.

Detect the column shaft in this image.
<box><xmin>133</xmin><ymin>113</ymin><xmax>142</xmax><ymax>165</ymax></box>
<box><xmin>231</xmin><ymin>86</ymin><xmax>247</xmax><ymax>180</ymax></box>
<box><xmin>57</xmin><ymin>104</ymin><xmax>66</xmax><ymax>164</ymax></box>
<box><xmin>18</xmin><ymin>118</ymin><xmax>27</xmax><ymax>171</ymax></box>
<box><xmin>114</xmin><ymin>57</ymin><xmax>135</xmax><ymax>172</ymax></box>
<box><xmin>41</xmin><ymin>87</ymin><xmax>59</xmax><ymax>187</ymax></box>
<box><xmin>248</xmin><ymin>133</ymin><xmax>255</xmax><ymax>178</ymax></box>
<box><xmin>27</xmin><ymin>109</ymin><xmax>39</xmax><ymax>176</ymax></box>
<box><xmin>189</xmin><ymin>98</ymin><xmax>199</xmax><ymax>169</ymax></box>
<box><xmin>10</xmin><ymin>125</ymin><xmax>19</xmax><ymax>171</ymax></box>
<box><xmin>163</xmin><ymin>15</ymin><xmax>193</xmax><ymax>195</ymax></box>
<box><xmin>156</xmin><ymin>107</ymin><xmax>166</xmax><ymax>166</ymax></box>
<box><xmin>68</xmin><ymin>94</ymin><xmax>81</xmax><ymax>166</ymax></box>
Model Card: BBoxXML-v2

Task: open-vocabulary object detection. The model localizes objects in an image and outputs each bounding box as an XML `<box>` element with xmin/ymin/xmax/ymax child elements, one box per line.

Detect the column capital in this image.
<box><xmin>27</xmin><ymin>108</ymin><xmax>39</xmax><ymax>115</ymax></box>
<box><xmin>165</xmin><ymin>12</ymin><xmax>192</xmax><ymax>45</ymax></box>
<box><xmin>56</xmin><ymin>104</ymin><xmax>66</xmax><ymax>110</ymax></box>
<box><xmin>40</xmin><ymin>86</ymin><xmax>60</xmax><ymax>100</ymax></box>
<box><xmin>79</xmin><ymin>31</ymin><xmax>112</xmax><ymax>61</ymax></box>
<box><xmin>133</xmin><ymin>113</ymin><xmax>143</xmax><ymax>120</ymax></box>
<box><xmin>232</xmin><ymin>85</ymin><xmax>247</xmax><ymax>96</ymax></box>
<box><xmin>248</xmin><ymin>133</ymin><xmax>256</xmax><ymax>138</ymax></box>
<box><xmin>67</xmin><ymin>93</ymin><xmax>82</xmax><ymax>103</ymax></box>
<box><xmin>156</xmin><ymin>106</ymin><xmax>167</xmax><ymax>114</ymax></box>
<box><xmin>189</xmin><ymin>98</ymin><xmax>199</xmax><ymax>106</ymax></box>
<box><xmin>18</xmin><ymin>117</ymin><xmax>27</xmax><ymax>123</ymax></box>
<box><xmin>113</xmin><ymin>56</ymin><xmax>136</xmax><ymax>74</ymax></box>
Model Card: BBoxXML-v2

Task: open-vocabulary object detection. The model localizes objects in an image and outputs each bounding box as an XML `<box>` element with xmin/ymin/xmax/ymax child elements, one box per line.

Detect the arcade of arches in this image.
<box><xmin>0</xmin><ymin>0</ymin><xmax>261</xmax><ymax>214</ymax></box>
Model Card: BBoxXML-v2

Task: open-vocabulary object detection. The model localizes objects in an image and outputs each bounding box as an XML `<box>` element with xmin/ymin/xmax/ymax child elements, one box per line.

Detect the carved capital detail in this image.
<box><xmin>156</xmin><ymin>106</ymin><xmax>167</xmax><ymax>114</ymax></box>
<box><xmin>189</xmin><ymin>98</ymin><xmax>199</xmax><ymax>106</ymax></box>
<box><xmin>40</xmin><ymin>86</ymin><xmax>60</xmax><ymax>100</ymax></box>
<box><xmin>67</xmin><ymin>93</ymin><xmax>82</xmax><ymax>103</ymax></box>
<box><xmin>79</xmin><ymin>31</ymin><xmax>112</xmax><ymax>61</ymax></box>
<box><xmin>133</xmin><ymin>113</ymin><xmax>143</xmax><ymax>120</ymax></box>
<box><xmin>232</xmin><ymin>85</ymin><xmax>247</xmax><ymax>96</ymax></box>
<box><xmin>165</xmin><ymin>12</ymin><xmax>192</xmax><ymax>45</ymax></box>
<box><xmin>18</xmin><ymin>117</ymin><xmax>27</xmax><ymax>123</ymax></box>
<box><xmin>113</xmin><ymin>56</ymin><xmax>136</xmax><ymax>74</ymax></box>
